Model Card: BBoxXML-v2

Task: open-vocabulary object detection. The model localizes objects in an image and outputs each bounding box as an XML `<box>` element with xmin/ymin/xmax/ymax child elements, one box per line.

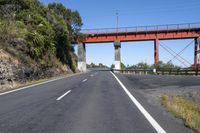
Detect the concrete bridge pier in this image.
<box><xmin>78</xmin><ymin>42</ymin><xmax>86</xmax><ymax>72</ymax></box>
<box><xmin>114</xmin><ymin>41</ymin><xmax>121</xmax><ymax>70</ymax></box>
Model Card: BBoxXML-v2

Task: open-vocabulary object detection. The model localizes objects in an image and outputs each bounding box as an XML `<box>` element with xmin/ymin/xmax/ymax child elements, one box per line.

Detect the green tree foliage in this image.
<box><xmin>87</xmin><ymin>63</ymin><xmax>108</xmax><ymax>68</ymax></box>
<box><xmin>0</xmin><ymin>0</ymin><xmax>83</xmax><ymax>72</ymax></box>
<box><xmin>127</xmin><ymin>62</ymin><xmax>151</xmax><ymax>69</ymax></box>
<box><xmin>110</xmin><ymin>63</ymin><xmax>127</xmax><ymax>69</ymax></box>
<box><xmin>111</xmin><ymin>64</ymin><xmax>115</xmax><ymax>69</ymax></box>
<box><xmin>127</xmin><ymin>61</ymin><xmax>180</xmax><ymax>69</ymax></box>
<box><xmin>47</xmin><ymin>3</ymin><xmax>83</xmax><ymax>42</ymax></box>
<box><xmin>121</xmin><ymin>62</ymin><xmax>126</xmax><ymax>70</ymax></box>
<box><xmin>47</xmin><ymin>2</ymin><xmax>83</xmax><ymax>71</ymax></box>
<box><xmin>154</xmin><ymin>61</ymin><xmax>180</xmax><ymax>69</ymax></box>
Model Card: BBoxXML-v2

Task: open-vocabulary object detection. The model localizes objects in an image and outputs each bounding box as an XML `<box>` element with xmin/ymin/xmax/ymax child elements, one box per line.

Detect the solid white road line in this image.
<box><xmin>56</xmin><ymin>90</ymin><xmax>71</xmax><ymax>101</ymax></box>
<box><xmin>82</xmin><ymin>79</ymin><xmax>87</xmax><ymax>82</ymax></box>
<box><xmin>0</xmin><ymin>76</ymin><xmax>70</xmax><ymax>96</ymax></box>
<box><xmin>110</xmin><ymin>71</ymin><xmax>166</xmax><ymax>133</ymax></box>
<box><xmin>90</xmin><ymin>74</ymin><xmax>94</xmax><ymax>77</ymax></box>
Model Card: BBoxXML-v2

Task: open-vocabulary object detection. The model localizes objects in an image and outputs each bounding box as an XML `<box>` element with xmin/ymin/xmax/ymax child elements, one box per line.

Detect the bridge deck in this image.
<box><xmin>82</xmin><ymin>22</ymin><xmax>200</xmax><ymax>35</ymax></box>
<box><xmin>81</xmin><ymin>22</ymin><xmax>200</xmax><ymax>43</ymax></box>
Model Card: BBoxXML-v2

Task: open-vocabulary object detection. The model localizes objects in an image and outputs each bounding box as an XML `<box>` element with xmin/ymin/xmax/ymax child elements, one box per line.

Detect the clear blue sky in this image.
<box><xmin>41</xmin><ymin>0</ymin><xmax>200</xmax><ymax>67</ymax></box>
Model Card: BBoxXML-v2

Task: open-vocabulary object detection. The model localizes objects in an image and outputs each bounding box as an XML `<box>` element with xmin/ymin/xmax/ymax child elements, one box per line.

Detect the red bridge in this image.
<box><xmin>77</xmin><ymin>22</ymin><xmax>200</xmax><ymax>72</ymax></box>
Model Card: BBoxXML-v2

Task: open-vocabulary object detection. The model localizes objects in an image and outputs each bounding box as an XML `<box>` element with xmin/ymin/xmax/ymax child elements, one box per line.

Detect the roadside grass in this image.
<box><xmin>161</xmin><ymin>94</ymin><xmax>200</xmax><ymax>133</ymax></box>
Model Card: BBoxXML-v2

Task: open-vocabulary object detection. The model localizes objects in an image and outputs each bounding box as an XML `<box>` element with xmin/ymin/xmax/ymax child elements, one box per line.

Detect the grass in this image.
<box><xmin>161</xmin><ymin>94</ymin><xmax>200</xmax><ymax>133</ymax></box>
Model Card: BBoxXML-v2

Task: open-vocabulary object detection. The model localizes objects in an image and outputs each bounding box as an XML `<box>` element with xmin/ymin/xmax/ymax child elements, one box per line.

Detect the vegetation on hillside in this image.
<box><xmin>0</xmin><ymin>0</ymin><xmax>83</xmax><ymax>72</ymax></box>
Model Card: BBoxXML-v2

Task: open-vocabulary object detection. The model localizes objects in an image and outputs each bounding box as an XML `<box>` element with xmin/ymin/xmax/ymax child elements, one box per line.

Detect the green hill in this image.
<box><xmin>0</xmin><ymin>0</ymin><xmax>83</xmax><ymax>90</ymax></box>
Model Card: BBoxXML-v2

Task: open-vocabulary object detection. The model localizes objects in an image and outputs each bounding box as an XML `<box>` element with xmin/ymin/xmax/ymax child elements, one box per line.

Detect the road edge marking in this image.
<box><xmin>110</xmin><ymin>71</ymin><xmax>166</xmax><ymax>133</ymax></box>
<box><xmin>0</xmin><ymin>73</ymin><xmax>82</xmax><ymax>96</ymax></box>
<box><xmin>56</xmin><ymin>90</ymin><xmax>71</xmax><ymax>101</ymax></box>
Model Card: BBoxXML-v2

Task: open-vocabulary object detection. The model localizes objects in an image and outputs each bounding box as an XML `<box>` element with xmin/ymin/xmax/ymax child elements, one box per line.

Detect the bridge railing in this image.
<box><xmin>81</xmin><ymin>22</ymin><xmax>200</xmax><ymax>34</ymax></box>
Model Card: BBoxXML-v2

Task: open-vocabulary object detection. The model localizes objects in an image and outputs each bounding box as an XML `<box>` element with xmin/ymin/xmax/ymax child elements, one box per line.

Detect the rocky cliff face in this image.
<box><xmin>0</xmin><ymin>49</ymin><xmax>73</xmax><ymax>92</ymax></box>
<box><xmin>0</xmin><ymin>49</ymin><xmax>17</xmax><ymax>91</ymax></box>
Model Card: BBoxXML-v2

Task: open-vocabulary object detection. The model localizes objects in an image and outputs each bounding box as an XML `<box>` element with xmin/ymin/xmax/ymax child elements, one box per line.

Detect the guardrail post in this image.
<box><xmin>176</xmin><ymin>69</ymin><xmax>180</xmax><ymax>75</ymax></box>
<box><xmin>195</xmin><ymin>67</ymin><xmax>198</xmax><ymax>76</ymax></box>
<box><xmin>169</xmin><ymin>69</ymin><xmax>172</xmax><ymax>75</ymax></box>
<box><xmin>145</xmin><ymin>70</ymin><xmax>148</xmax><ymax>75</ymax></box>
<box><xmin>185</xmin><ymin>69</ymin><xmax>188</xmax><ymax>75</ymax></box>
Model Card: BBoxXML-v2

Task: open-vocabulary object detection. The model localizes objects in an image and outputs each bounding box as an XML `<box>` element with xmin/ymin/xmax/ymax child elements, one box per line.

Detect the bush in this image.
<box><xmin>0</xmin><ymin>0</ymin><xmax>82</xmax><ymax>72</ymax></box>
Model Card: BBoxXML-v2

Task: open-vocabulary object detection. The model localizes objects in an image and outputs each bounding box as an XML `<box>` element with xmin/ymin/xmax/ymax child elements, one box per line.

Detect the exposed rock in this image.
<box><xmin>0</xmin><ymin>49</ymin><xmax>72</xmax><ymax>92</ymax></box>
<box><xmin>0</xmin><ymin>58</ymin><xmax>15</xmax><ymax>91</ymax></box>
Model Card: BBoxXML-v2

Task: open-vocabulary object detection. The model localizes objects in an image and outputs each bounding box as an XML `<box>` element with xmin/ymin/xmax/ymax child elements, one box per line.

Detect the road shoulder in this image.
<box><xmin>0</xmin><ymin>72</ymin><xmax>83</xmax><ymax>95</ymax></box>
<box><xmin>115</xmin><ymin>73</ymin><xmax>196</xmax><ymax>133</ymax></box>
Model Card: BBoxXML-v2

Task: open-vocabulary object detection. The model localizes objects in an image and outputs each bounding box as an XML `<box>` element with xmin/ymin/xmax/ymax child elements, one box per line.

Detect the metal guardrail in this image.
<box><xmin>81</xmin><ymin>22</ymin><xmax>200</xmax><ymax>34</ymax></box>
<box><xmin>112</xmin><ymin>68</ymin><xmax>200</xmax><ymax>76</ymax></box>
<box><xmin>112</xmin><ymin>69</ymin><xmax>155</xmax><ymax>75</ymax></box>
<box><xmin>156</xmin><ymin>68</ymin><xmax>200</xmax><ymax>76</ymax></box>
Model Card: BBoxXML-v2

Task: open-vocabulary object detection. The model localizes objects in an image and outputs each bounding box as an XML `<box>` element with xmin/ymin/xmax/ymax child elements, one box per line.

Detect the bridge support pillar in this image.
<box><xmin>114</xmin><ymin>41</ymin><xmax>121</xmax><ymax>70</ymax></box>
<box><xmin>154</xmin><ymin>38</ymin><xmax>159</xmax><ymax>65</ymax></box>
<box><xmin>78</xmin><ymin>42</ymin><xmax>86</xmax><ymax>72</ymax></box>
<box><xmin>194</xmin><ymin>37</ymin><xmax>200</xmax><ymax>68</ymax></box>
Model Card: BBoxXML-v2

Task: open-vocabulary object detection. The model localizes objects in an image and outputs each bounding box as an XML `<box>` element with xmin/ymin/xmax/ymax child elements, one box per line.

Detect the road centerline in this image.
<box><xmin>110</xmin><ymin>71</ymin><xmax>166</xmax><ymax>133</ymax></box>
<box><xmin>56</xmin><ymin>90</ymin><xmax>71</xmax><ymax>101</ymax></box>
<box><xmin>82</xmin><ymin>79</ymin><xmax>88</xmax><ymax>82</ymax></box>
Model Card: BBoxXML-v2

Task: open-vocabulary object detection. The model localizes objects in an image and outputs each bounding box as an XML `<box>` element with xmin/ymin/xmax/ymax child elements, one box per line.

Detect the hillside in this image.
<box><xmin>0</xmin><ymin>0</ymin><xmax>83</xmax><ymax>91</ymax></box>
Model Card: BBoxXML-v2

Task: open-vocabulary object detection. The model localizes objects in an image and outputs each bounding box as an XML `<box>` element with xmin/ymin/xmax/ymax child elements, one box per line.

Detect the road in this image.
<box><xmin>0</xmin><ymin>71</ymin><xmax>198</xmax><ymax>133</ymax></box>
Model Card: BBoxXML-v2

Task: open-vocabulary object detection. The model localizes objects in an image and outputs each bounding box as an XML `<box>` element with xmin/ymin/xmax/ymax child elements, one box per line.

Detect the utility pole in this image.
<box><xmin>116</xmin><ymin>10</ymin><xmax>119</xmax><ymax>40</ymax></box>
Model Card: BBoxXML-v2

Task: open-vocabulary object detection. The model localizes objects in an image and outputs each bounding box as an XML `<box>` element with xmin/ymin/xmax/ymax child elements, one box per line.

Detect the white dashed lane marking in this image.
<box><xmin>56</xmin><ymin>90</ymin><xmax>71</xmax><ymax>101</ymax></box>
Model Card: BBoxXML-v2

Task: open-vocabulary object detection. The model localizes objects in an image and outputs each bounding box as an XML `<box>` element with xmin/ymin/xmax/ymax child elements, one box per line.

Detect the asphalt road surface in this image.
<box><xmin>0</xmin><ymin>71</ymin><xmax>198</xmax><ymax>133</ymax></box>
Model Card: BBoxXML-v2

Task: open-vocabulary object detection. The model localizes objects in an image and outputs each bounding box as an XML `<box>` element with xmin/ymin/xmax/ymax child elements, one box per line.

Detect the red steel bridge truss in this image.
<box><xmin>81</xmin><ymin>22</ymin><xmax>200</xmax><ymax>68</ymax></box>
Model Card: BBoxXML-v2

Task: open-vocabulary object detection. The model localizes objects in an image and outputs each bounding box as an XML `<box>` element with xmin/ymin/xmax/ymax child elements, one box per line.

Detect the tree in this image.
<box><xmin>136</xmin><ymin>62</ymin><xmax>151</xmax><ymax>69</ymax></box>
<box><xmin>46</xmin><ymin>3</ymin><xmax>83</xmax><ymax>71</ymax></box>
<box><xmin>111</xmin><ymin>64</ymin><xmax>114</xmax><ymax>69</ymax></box>
<box><xmin>154</xmin><ymin>60</ymin><xmax>180</xmax><ymax>69</ymax></box>
<box><xmin>0</xmin><ymin>0</ymin><xmax>83</xmax><ymax>72</ymax></box>
<box><xmin>47</xmin><ymin>3</ymin><xmax>83</xmax><ymax>42</ymax></box>
<box><xmin>121</xmin><ymin>62</ymin><xmax>126</xmax><ymax>69</ymax></box>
